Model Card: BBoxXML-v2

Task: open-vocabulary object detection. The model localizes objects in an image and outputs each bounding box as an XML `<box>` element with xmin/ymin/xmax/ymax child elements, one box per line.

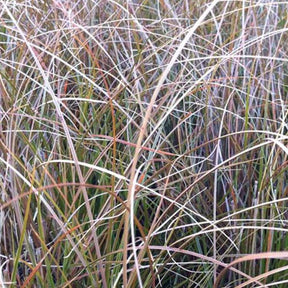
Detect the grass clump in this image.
<box><xmin>1</xmin><ymin>0</ymin><xmax>288</xmax><ymax>287</ymax></box>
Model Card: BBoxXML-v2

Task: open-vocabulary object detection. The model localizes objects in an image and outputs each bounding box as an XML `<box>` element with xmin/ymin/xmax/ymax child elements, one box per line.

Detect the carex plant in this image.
<box><xmin>1</xmin><ymin>0</ymin><xmax>288</xmax><ymax>287</ymax></box>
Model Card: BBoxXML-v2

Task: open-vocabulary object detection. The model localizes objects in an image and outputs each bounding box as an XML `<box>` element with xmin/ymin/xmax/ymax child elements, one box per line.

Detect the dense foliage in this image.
<box><xmin>1</xmin><ymin>1</ymin><xmax>288</xmax><ymax>287</ymax></box>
